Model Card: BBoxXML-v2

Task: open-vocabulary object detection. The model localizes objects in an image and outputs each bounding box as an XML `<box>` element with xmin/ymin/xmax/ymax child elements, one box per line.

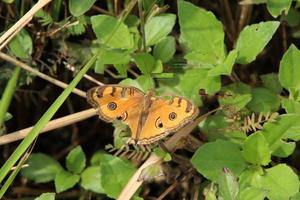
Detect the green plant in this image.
<box><xmin>1</xmin><ymin>0</ymin><xmax>300</xmax><ymax>199</ymax></box>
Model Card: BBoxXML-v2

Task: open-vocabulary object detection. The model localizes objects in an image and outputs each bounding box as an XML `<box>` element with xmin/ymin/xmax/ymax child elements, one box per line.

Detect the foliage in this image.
<box><xmin>1</xmin><ymin>0</ymin><xmax>300</xmax><ymax>199</ymax></box>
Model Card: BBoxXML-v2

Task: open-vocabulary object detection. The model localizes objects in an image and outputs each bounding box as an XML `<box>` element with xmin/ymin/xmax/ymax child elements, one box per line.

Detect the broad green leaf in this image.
<box><xmin>272</xmin><ymin>140</ymin><xmax>296</xmax><ymax>157</ymax></box>
<box><xmin>100</xmin><ymin>155</ymin><xmax>136</xmax><ymax>198</ymax></box>
<box><xmin>191</xmin><ymin>140</ymin><xmax>247</xmax><ymax>181</ymax></box>
<box><xmin>223</xmin><ymin>82</ymin><xmax>252</xmax><ymax>94</ymax></box>
<box><xmin>153</xmin><ymin>36</ymin><xmax>176</xmax><ymax>63</ymax></box>
<box><xmin>261</xmin><ymin>114</ymin><xmax>300</xmax><ymax>153</ymax></box>
<box><xmin>267</xmin><ymin>0</ymin><xmax>292</xmax><ymax>18</ymax></box>
<box><xmin>91</xmin><ymin>151</ymin><xmax>118</xmax><ymax>165</ymax></box>
<box><xmin>66</xmin><ymin>146</ymin><xmax>86</xmax><ymax>174</ymax></box>
<box><xmin>21</xmin><ymin>153</ymin><xmax>63</xmax><ymax>183</ymax></box>
<box><xmin>282</xmin><ymin>99</ymin><xmax>300</xmax><ymax>114</ymax></box>
<box><xmin>261</xmin><ymin>164</ymin><xmax>299</xmax><ymax>200</ymax></box>
<box><xmin>178</xmin><ymin>0</ymin><xmax>225</xmax><ymax>66</ymax></box>
<box><xmin>152</xmin><ymin>60</ymin><xmax>163</xmax><ymax>73</ymax></box>
<box><xmin>236</xmin><ymin>21</ymin><xmax>279</xmax><ymax>64</ymax></box>
<box><xmin>69</xmin><ymin>0</ymin><xmax>96</xmax><ymax>16</ymax></box>
<box><xmin>8</xmin><ymin>29</ymin><xmax>32</xmax><ymax>59</ymax></box>
<box><xmin>137</xmin><ymin>74</ymin><xmax>155</xmax><ymax>91</ymax></box>
<box><xmin>132</xmin><ymin>53</ymin><xmax>155</xmax><ymax>74</ymax></box>
<box><xmin>55</xmin><ymin>170</ymin><xmax>80</xmax><ymax>193</ymax></box>
<box><xmin>279</xmin><ymin>44</ymin><xmax>300</xmax><ymax>91</ymax></box>
<box><xmin>100</xmin><ymin>49</ymin><xmax>131</xmax><ymax>65</ymax></box>
<box><xmin>201</xmin><ymin>114</ymin><xmax>230</xmax><ymax>141</ymax></box>
<box><xmin>145</xmin><ymin>14</ymin><xmax>176</xmax><ymax>46</ymax></box>
<box><xmin>179</xmin><ymin>68</ymin><xmax>221</xmax><ymax>105</ymax></box>
<box><xmin>217</xmin><ymin>168</ymin><xmax>239</xmax><ymax>200</ymax></box>
<box><xmin>247</xmin><ymin>88</ymin><xmax>280</xmax><ymax>113</ymax></box>
<box><xmin>260</xmin><ymin>73</ymin><xmax>282</xmax><ymax>94</ymax></box>
<box><xmin>238</xmin><ymin>187</ymin><xmax>267</xmax><ymax>200</ymax></box>
<box><xmin>218</xmin><ymin>92</ymin><xmax>252</xmax><ymax>112</ymax></box>
<box><xmin>81</xmin><ymin>166</ymin><xmax>104</xmax><ymax>193</ymax></box>
<box><xmin>242</xmin><ymin>132</ymin><xmax>271</xmax><ymax>165</ymax></box>
<box><xmin>91</xmin><ymin>15</ymin><xmax>133</xmax><ymax>49</ymax></box>
<box><xmin>34</xmin><ymin>193</ymin><xmax>55</xmax><ymax>200</ymax></box>
<box><xmin>94</xmin><ymin>59</ymin><xmax>105</xmax><ymax>74</ymax></box>
<box><xmin>208</xmin><ymin>50</ymin><xmax>238</xmax><ymax>76</ymax></box>
<box><xmin>239</xmin><ymin>166</ymin><xmax>264</xmax><ymax>190</ymax></box>
<box><xmin>291</xmin><ymin>192</ymin><xmax>300</xmax><ymax>200</ymax></box>
<box><xmin>224</xmin><ymin>131</ymin><xmax>247</xmax><ymax>146</ymax></box>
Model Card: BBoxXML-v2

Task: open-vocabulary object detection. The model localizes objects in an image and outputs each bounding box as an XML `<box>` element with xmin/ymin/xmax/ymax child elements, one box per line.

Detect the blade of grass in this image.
<box><xmin>0</xmin><ymin>54</ymin><xmax>96</xmax><ymax>185</ymax></box>
<box><xmin>0</xmin><ymin>67</ymin><xmax>21</xmax><ymax>135</ymax></box>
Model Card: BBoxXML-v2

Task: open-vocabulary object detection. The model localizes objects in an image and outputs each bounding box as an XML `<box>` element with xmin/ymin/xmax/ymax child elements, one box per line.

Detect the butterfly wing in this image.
<box><xmin>136</xmin><ymin>96</ymin><xmax>199</xmax><ymax>144</ymax></box>
<box><xmin>87</xmin><ymin>85</ymin><xmax>145</xmax><ymax>135</ymax></box>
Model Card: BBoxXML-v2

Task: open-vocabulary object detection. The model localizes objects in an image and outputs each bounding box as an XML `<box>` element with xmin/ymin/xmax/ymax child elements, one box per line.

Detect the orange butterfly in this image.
<box><xmin>87</xmin><ymin>85</ymin><xmax>199</xmax><ymax>144</ymax></box>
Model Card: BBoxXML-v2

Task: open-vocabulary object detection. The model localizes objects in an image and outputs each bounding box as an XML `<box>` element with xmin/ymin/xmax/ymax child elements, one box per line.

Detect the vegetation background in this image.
<box><xmin>0</xmin><ymin>0</ymin><xmax>300</xmax><ymax>199</ymax></box>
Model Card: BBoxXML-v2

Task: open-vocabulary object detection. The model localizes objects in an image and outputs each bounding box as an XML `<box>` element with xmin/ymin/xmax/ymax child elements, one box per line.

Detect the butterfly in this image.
<box><xmin>86</xmin><ymin>85</ymin><xmax>199</xmax><ymax>144</ymax></box>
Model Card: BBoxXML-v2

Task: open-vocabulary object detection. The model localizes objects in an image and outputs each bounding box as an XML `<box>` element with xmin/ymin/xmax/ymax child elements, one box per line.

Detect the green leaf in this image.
<box><xmin>153</xmin><ymin>36</ymin><xmax>176</xmax><ymax>63</ymax></box>
<box><xmin>179</xmin><ymin>68</ymin><xmax>221</xmax><ymax>105</ymax></box>
<box><xmin>8</xmin><ymin>29</ymin><xmax>32</xmax><ymax>59</ymax></box>
<box><xmin>208</xmin><ymin>50</ymin><xmax>238</xmax><ymax>76</ymax></box>
<box><xmin>267</xmin><ymin>0</ymin><xmax>292</xmax><ymax>18</ymax></box>
<box><xmin>247</xmin><ymin>88</ymin><xmax>280</xmax><ymax>113</ymax></box>
<box><xmin>239</xmin><ymin>166</ymin><xmax>264</xmax><ymax>190</ymax></box>
<box><xmin>236</xmin><ymin>21</ymin><xmax>279</xmax><ymax>64</ymax></box>
<box><xmin>138</xmin><ymin>163</ymin><xmax>163</xmax><ymax>181</ymax></box>
<box><xmin>178</xmin><ymin>0</ymin><xmax>225</xmax><ymax>66</ymax></box>
<box><xmin>218</xmin><ymin>92</ymin><xmax>252</xmax><ymax>112</ymax></box>
<box><xmin>94</xmin><ymin>59</ymin><xmax>105</xmax><ymax>74</ymax></box>
<box><xmin>34</xmin><ymin>193</ymin><xmax>55</xmax><ymax>200</ymax></box>
<box><xmin>81</xmin><ymin>166</ymin><xmax>104</xmax><ymax>193</ymax></box>
<box><xmin>55</xmin><ymin>170</ymin><xmax>80</xmax><ymax>193</ymax></box>
<box><xmin>66</xmin><ymin>146</ymin><xmax>86</xmax><ymax>174</ymax></box>
<box><xmin>145</xmin><ymin>14</ymin><xmax>176</xmax><ymax>46</ymax></box>
<box><xmin>279</xmin><ymin>44</ymin><xmax>300</xmax><ymax>91</ymax></box>
<box><xmin>100</xmin><ymin>155</ymin><xmax>136</xmax><ymax>198</ymax></box>
<box><xmin>217</xmin><ymin>168</ymin><xmax>239</xmax><ymax>200</ymax></box>
<box><xmin>261</xmin><ymin>114</ymin><xmax>300</xmax><ymax>153</ymax></box>
<box><xmin>260</xmin><ymin>73</ymin><xmax>282</xmax><ymax>94</ymax></box>
<box><xmin>137</xmin><ymin>74</ymin><xmax>155</xmax><ymax>91</ymax></box>
<box><xmin>91</xmin><ymin>15</ymin><xmax>133</xmax><ymax>49</ymax></box>
<box><xmin>238</xmin><ymin>187</ymin><xmax>267</xmax><ymax>200</ymax></box>
<box><xmin>119</xmin><ymin>78</ymin><xmax>144</xmax><ymax>92</ymax></box>
<box><xmin>242</xmin><ymin>132</ymin><xmax>271</xmax><ymax>165</ymax></box>
<box><xmin>281</xmin><ymin>8</ymin><xmax>300</xmax><ymax>27</ymax></box>
<box><xmin>132</xmin><ymin>53</ymin><xmax>156</xmax><ymax>74</ymax></box>
<box><xmin>21</xmin><ymin>153</ymin><xmax>63</xmax><ymax>183</ymax></box>
<box><xmin>261</xmin><ymin>164</ymin><xmax>299</xmax><ymax>200</ymax></box>
<box><xmin>100</xmin><ymin>49</ymin><xmax>131</xmax><ymax>65</ymax></box>
<box><xmin>191</xmin><ymin>140</ymin><xmax>247</xmax><ymax>181</ymax></box>
<box><xmin>114</xmin><ymin>64</ymin><xmax>128</xmax><ymax>76</ymax></box>
<box><xmin>282</xmin><ymin>99</ymin><xmax>300</xmax><ymax>114</ymax></box>
<box><xmin>69</xmin><ymin>0</ymin><xmax>96</xmax><ymax>16</ymax></box>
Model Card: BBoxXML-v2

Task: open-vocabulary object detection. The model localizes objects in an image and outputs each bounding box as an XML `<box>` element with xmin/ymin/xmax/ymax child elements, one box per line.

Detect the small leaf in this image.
<box><xmin>91</xmin><ymin>15</ymin><xmax>133</xmax><ymax>49</ymax></box>
<box><xmin>238</xmin><ymin>187</ymin><xmax>267</xmax><ymax>200</ymax></box>
<box><xmin>8</xmin><ymin>29</ymin><xmax>32</xmax><ymax>59</ymax></box>
<box><xmin>261</xmin><ymin>164</ymin><xmax>299</xmax><ymax>200</ymax></box>
<box><xmin>247</xmin><ymin>88</ymin><xmax>280</xmax><ymax>113</ymax></box>
<box><xmin>136</xmin><ymin>74</ymin><xmax>155</xmax><ymax>91</ymax></box>
<box><xmin>191</xmin><ymin>140</ymin><xmax>247</xmax><ymax>182</ymax></box>
<box><xmin>279</xmin><ymin>44</ymin><xmax>300</xmax><ymax>91</ymax></box>
<box><xmin>132</xmin><ymin>53</ymin><xmax>156</xmax><ymax>74</ymax></box>
<box><xmin>138</xmin><ymin>163</ymin><xmax>163</xmax><ymax>181</ymax></box>
<box><xmin>55</xmin><ymin>170</ymin><xmax>80</xmax><ymax>193</ymax></box>
<box><xmin>69</xmin><ymin>0</ymin><xmax>96</xmax><ymax>16</ymax></box>
<box><xmin>21</xmin><ymin>153</ymin><xmax>63</xmax><ymax>183</ymax></box>
<box><xmin>242</xmin><ymin>132</ymin><xmax>271</xmax><ymax>165</ymax></box>
<box><xmin>236</xmin><ymin>21</ymin><xmax>280</xmax><ymax>64</ymax></box>
<box><xmin>267</xmin><ymin>0</ymin><xmax>292</xmax><ymax>18</ymax></box>
<box><xmin>260</xmin><ymin>73</ymin><xmax>282</xmax><ymax>94</ymax></box>
<box><xmin>217</xmin><ymin>168</ymin><xmax>239</xmax><ymax>200</ymax></box>
<box><xmin>153</xmin><ymin>36</ymin><xmax>176</xmax><ymax>63</ymax></box>
<box><xmin>145</xmin><ymin>14</ymin><xmax>176</xmax><ymax>46</ymax></box>
<box><xmin>282</xmin><ymin>99</ymin><xmax>300</xmax><ymax>114</ymax></box>
<box><xmin>66</xmin><ymin>146</ymin><xmax>86</xmax><ymax>174</ymax></box>
<box><xmin>34</xmin><ymin>193</ymin><xmax>55</xmax><ymax>200</ymax></box>
<box><xmin>81</xmin><ymin>166</ymin><xmax>104</xmax><ymax>193</ymax></box>
<box><xmin>178</xmin><ymin>0</ymin><xmax>225</xmax><ymax>65</ymax></box>
<box><xmin>100</xmin><ymin>155</ymin><xmax>136</xmax><ymax>198</ymax></box>
<box><xmin>208</xmin><ymin>50</ymin><xmax>238</xmax><ymax>76</ymax></box>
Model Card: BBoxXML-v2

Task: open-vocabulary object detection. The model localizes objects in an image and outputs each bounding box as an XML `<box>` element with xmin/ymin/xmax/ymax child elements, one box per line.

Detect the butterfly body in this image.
<box><xmin>87</xmin><ymin>85</ymin><xmax>199</xmax><ymax>144</ymax></box>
